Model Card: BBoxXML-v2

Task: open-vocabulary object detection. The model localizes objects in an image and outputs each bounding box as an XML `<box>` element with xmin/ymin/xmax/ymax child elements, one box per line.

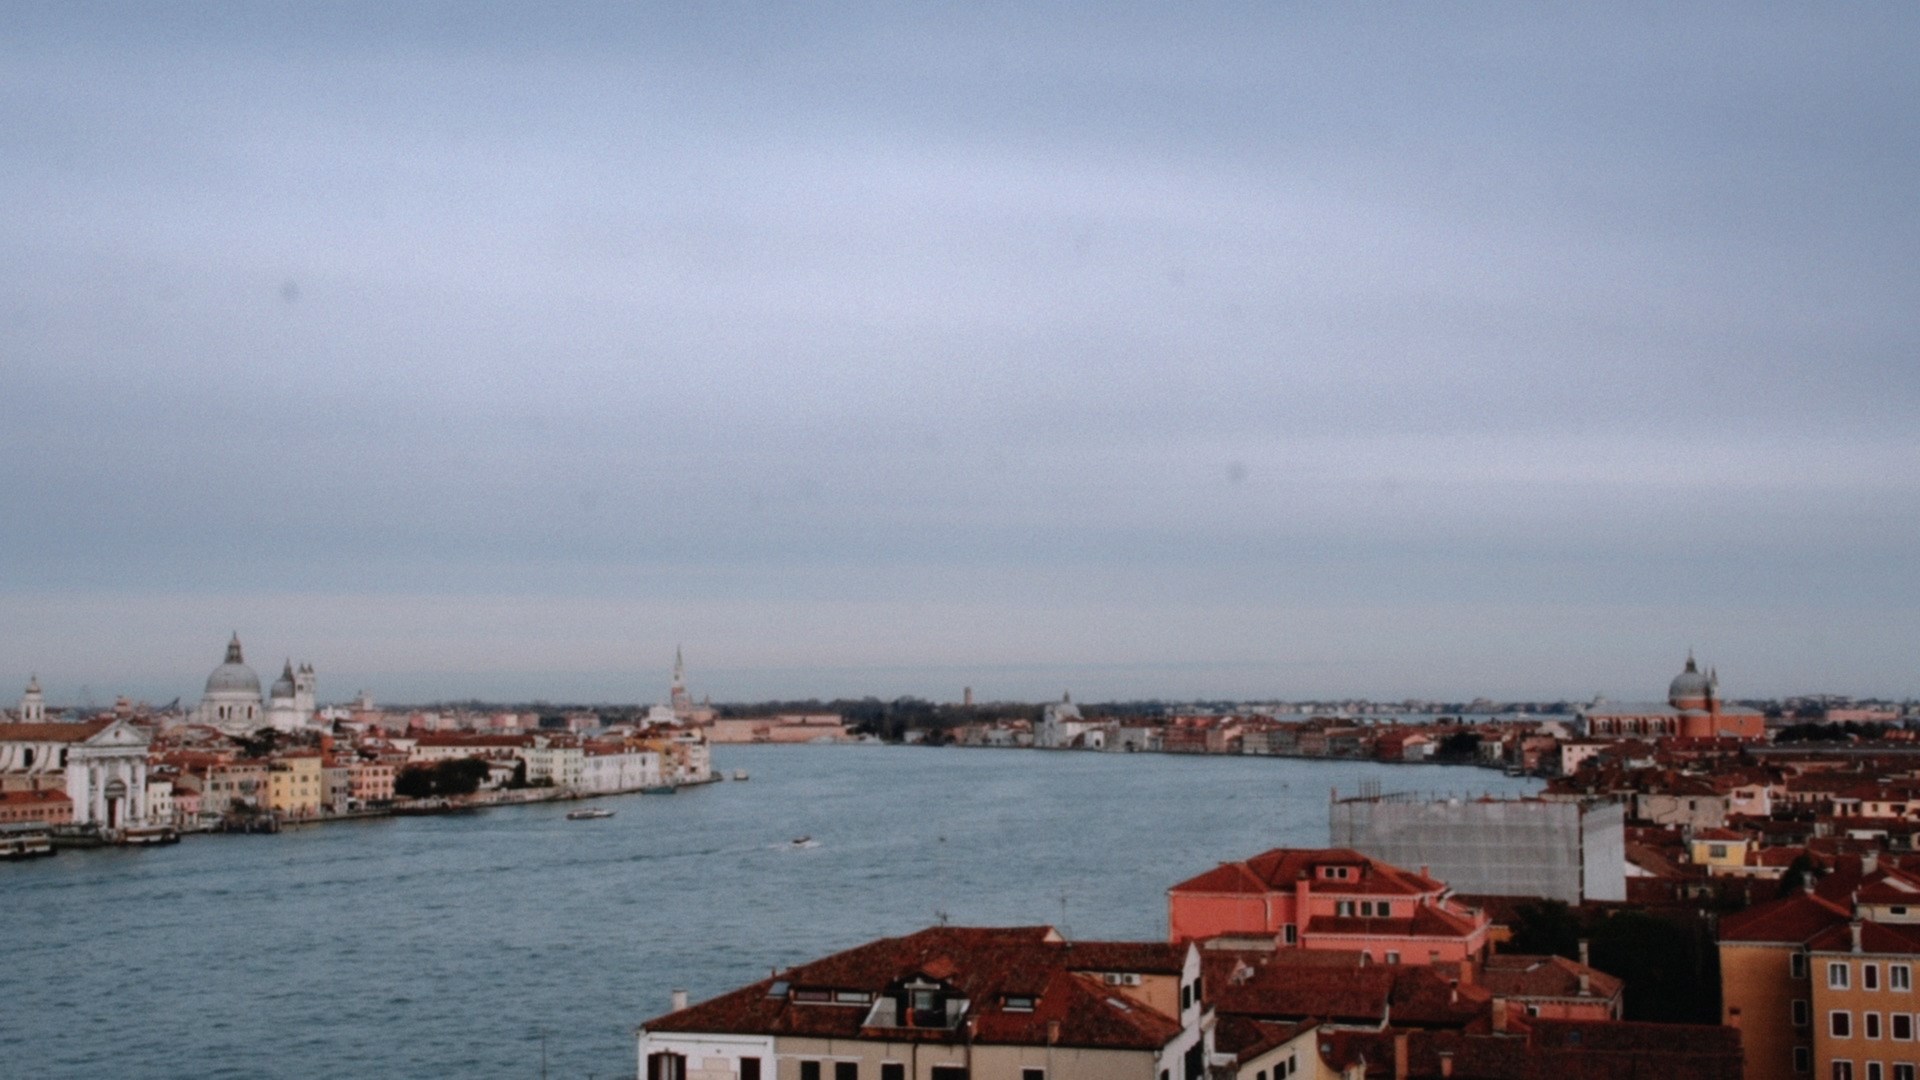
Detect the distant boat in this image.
<box><xmin>790</xmin><ymin>836</ymin><xmax>817</xmax><ymax>849</ymax></box>
<box><xmin>566</xmin><ymin>808</ymin><xmax>615</xmax><ymax>820</ymax></box>
<box><xmin>641</xmin><ymin>784</ymin><xmax>678</xmax><ymax>795</ymax></box>
<box><xmin>733</xmin><ymin>770</ymin><xmax>750</xmax><ymax>781</ymax></box>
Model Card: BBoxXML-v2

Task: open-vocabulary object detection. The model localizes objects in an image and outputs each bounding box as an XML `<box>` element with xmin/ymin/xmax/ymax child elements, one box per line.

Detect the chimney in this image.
<box><xmin>1852</xmin><ymin>921</ymin><xmax>1864</xmax><ymax>954</ymax></box>
<box><xmin>1578</xmin><ymin>938</ymin><xmax>1590</xmax><ymax>968</ymax></box>
<box><xmin>1394</xmin><ymin>1030</ymin><xmax>1410</xmax><ymax>1080</ymax></box>
<box><xmin>1437</xmin><ymin>1050</ymin><xmax>1455</xmax><ymax>1078</ymax></box>
<box><xmin>1727</xmin><ymin>1006</ymin><xmax>1742</xmax><ymax>1031</ymax></box>
<box><xmin>1865</xmin><ymin>850</ymin><xmax>1880</xmax><ymax>876</ymax></box>
<box><xmin>1491</xmin><ymin>996</ymin><xmax>1509</xmax><ymax>1034</ymax></box>
<box><xmin>671</xmin><ymin>988</ymin><xmax>688</xmax><ymax>1012</ymax></box>
<box><xmin>1295</xmin><ymin>873</ymin><xmax>1312</xmax><ymax>937</ymax></box>
<box><xmin>1578</xmin><ymin>971</ymin><xmax>1591</xmax><ymax>996</ymax></box>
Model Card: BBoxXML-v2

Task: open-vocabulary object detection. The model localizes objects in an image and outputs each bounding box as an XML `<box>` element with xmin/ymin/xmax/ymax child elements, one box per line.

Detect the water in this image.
<box><xmin>0</xmin><ymin>745</ymin><xmax>1539</xmax><ymax>1079</ymax></box>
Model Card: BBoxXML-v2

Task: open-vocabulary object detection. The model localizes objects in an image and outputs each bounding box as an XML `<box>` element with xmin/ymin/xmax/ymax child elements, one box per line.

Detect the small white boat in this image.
<box><xmin>733</xmin><ymin>770</ymin><xmax>750</xmax><ymax>781</ymax></box>
<box><xmin>566</xmin><ymin>808</ymin><xmax>615</xmax><ymax>820</ymax></box>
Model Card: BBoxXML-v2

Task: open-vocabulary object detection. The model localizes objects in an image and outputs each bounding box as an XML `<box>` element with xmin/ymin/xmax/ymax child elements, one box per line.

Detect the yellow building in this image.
<box><xmin>1692</xmin><ymin>828</ymin><xmax>1755</xmax><ymax>875</ymax></box>
<box><xmin>1810</xmin><ymin>923</ymin><xmax>1920</xmax><ymax>1080</ymax></box>
<box><xmin>268</xmin><ymin>752</ymin><xmax>324</xmax><ymax>819</ymax></box>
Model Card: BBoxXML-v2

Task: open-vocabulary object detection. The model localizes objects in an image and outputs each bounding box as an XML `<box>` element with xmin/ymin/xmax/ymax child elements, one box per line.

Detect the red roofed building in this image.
<box><xmin>1168</xmin><ymin>848</ymin><xmax>1493</xmax><ymax>965</ymax></box>
<box><xmin>0</xmin><ymin>788</ymin><xmax>72</xmax><ymax>825</ymax></box>
<box><xmin>639</xmin><ymin>925</ymin><xmax>1211</xmax><ymax>1080</ymax></box>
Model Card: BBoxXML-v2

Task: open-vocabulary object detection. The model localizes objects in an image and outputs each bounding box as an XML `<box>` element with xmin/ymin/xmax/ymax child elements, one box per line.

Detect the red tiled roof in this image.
<box><xmin>642</xmin><ymin>926</ymin><xmax>1186</xmax><ymax>1052</ymax></box>
<box><xmin>1479</xmin><ymin>955</ymin><xmax>1623</xmax><ymax>1002</ymax></box>
<box><xmin>0</xmin><ymin>720</ymin><xmax>113</xmax><ymax>743</ymax></box>
<box><xmin>1718</xmin><ymin>891</ymin><xmax>1850</xmax><ymax>944</ymax></box>
<box><xmin>1806</xmin><ymin>920</ymin><xmax>1920</xmax><ymax>955</ymax></box>
<box><xmin>1170</xmin><ymin>848</ymin><xmax>1443</xmax><ymax>898</ymax></box>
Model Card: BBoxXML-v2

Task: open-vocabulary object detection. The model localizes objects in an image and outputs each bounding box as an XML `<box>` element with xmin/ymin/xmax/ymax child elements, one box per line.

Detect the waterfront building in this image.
<box><xmin>579</xmin><ymin>743</ymin><xmax>662</xmax><ymax>793</ymax></box>
<box><xmin>639</xmin><ymin>925</ymin><xmax>1211</xmax><ymax>1080</ymax></box>
<box><xmin>0</xmin><ymin>716</ymin><xmax>153</xmax><ymax>830</ymax></box>
<box><xmin>1580</xmin><ymin>654</ymin><xmax>1765</xmax><ymax>741</ymax></box>
<box><xmin>0</xmin><ymin>789</ymin><xmax>72</xmax><ymax>825</ymax></box>
<box><xmin>708</xmin><ymin>715</ymin><xmax>851</xmax><ymax>744</ymax></box>
<box><xmin>1037</xmin><ymin>692</ymin><xmax>1102</xmax><ymax>749</ymax></box>
<box><xmin>1329</xmin><ymin>794</ymin><xmax>1628</xmax><ymax>905</ymax></box>
<box><xmin>268</xmin><ymin>751</ymin><xmax>324</xmax><ymax>819</ymax></box>
<box><xmin>1167</xmin><ymin>848</ymin><xmax>1492</xmax><ymax>965</ymax></box>
<box><xmin>348</xmin><ymin>759</ymin><xmax>395</xmax><ymax>805</ymax></box>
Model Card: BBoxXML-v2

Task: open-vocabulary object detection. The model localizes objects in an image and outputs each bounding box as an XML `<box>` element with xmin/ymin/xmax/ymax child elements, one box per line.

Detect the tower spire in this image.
<box><xmin>226</xmin><ymin>632</ymin><xmax>245</xmax><ymax>664</ymax></box>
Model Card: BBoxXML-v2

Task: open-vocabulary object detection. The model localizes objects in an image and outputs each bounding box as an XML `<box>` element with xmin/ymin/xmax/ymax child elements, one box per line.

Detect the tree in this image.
<box><xmin>394</xmin><ymin>765</ymin><xmax>436</xmax><ymax>799</ymax></box>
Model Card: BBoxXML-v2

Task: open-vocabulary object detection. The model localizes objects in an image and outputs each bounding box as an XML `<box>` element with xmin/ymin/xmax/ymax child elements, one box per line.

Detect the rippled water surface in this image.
<box><xmin>1</xmin><ymin>744</ymin><xmax>1539</xmax><ymax>1079</ymax></box>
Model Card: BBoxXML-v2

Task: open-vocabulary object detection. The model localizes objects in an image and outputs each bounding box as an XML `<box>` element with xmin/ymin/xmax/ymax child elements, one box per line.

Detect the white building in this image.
<box><xmin>579</xmin><ymin>745</ymin><xmax>662</xmax><ymax>794</ymax></box>
<box><xmin>1037</xmin><ymin>691</ymin><xmax>1100</xmax><ymax>748</ymax></box>
<box><xmin>0</xmin><ymin>717</ymin><xmax>155</xmax><ymax>831</ymax></box>
<box><xmin>264</xmin><ymin>659</ymin><xmax>318</xmax><ymax>732</ymax></box>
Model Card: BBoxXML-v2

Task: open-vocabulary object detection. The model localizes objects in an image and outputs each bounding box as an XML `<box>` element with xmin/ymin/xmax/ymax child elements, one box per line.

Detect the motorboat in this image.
<box><xmin>566</xmin><ymin>808</ymin><xmax>615</xmax><ymax>820</ymax></box>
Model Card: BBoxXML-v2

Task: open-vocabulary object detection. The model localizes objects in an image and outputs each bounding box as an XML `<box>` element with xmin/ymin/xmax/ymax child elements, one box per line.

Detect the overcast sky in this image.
<box><xmin>3</xmin><ymin>4</ymin><xmax>1916</xmax><ymax>707</ymax></box>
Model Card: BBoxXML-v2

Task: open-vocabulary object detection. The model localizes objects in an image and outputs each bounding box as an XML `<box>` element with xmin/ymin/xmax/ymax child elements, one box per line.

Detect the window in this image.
<box><xmin>1833</xmin><ymin>1064</ymin><xmax>1853</xmax><ymax>1080</ymax></box>
<box><xmin>1869</xmin><ymin>1064</ymin><xmax>1884</xmax><ymax>1080</ymax></box>
<box><xmin>1336</xmin><ymin>901</ymin><xmax>1355</xmax><ymax>917</ymax></box>
<box><xmin>931</xmin><ymin>1068</ymin><xmax>968</xmax><ymax>1080</ymax></box>
<box><xmin>1894</xmin><ymin>1066</ymin><xmax>1914</xmax><ymax>1080</ymax></box>
<box><xmin>801</xmin><ymin>1063</ymin><xmax>821</xmax><ymax>1080</ymax></box>
<box><xmin>1022</xmin><ymin>1071</ymin><xmax>1046</xmax><ymax>1080</ymax></box>
<box><xmin>835</xmin><ymin>1063</ymin><xmax>858</xmax><ymax>1080</ymax></box>
<box><xmin>1795</xmin><ymin>1047</ymin><xmax>1811</xmax><ymax>1073</ymax></box>
<box><xmin>1794</xmin><ymin>953</ymin><xmax>1810</xmax><ymax>979</ymax></box>
<box><xmin>1796</xmin><ymin>1000</ymin><xmax>1812</xmax><ymax>1026</ymax></box>
<box><xmin>1870</xmin><ymin>965</ymin><xmax>1883</xmax><ymax>991</ymax></box>
<box><xmin>835</xmin><ymin>991</ymin><xmax>873</xmax><ymax>1005</ymax></box>
<box><xmin>741</xmin><ymin>1060</ymin><xmax>760</xmax><ymax>1080</ymax></box>
<box><xmin>1869</xmin><ymin>1012</ymin><xmax>1883</xmax><ymax>1039</ymax></box>
<box><xmin>1836</xmin><ymin>963</ymin><xmax>1855</xmax><ymax>990</ymax></box>
<box><xmin>1896</xmin><ymin>965</ymin><xmax>1913</xmax><ymax>991</ymax></box>
<box><xmin>1897</xmin><ymin>1013</ymin><xmax>1914</xmax><ymax>1040</ymax></box>
<box><xmin>1004</xmin><ymin>995</ymin><xmax>1035</xmax><ymax>1012</ymax></box>
<box><xmin>1834</xmin><ymin>1011</ymin><xmax>1854</xmax><ymax>1038</ymax></box>
<box><xmin>1387</xmin><ymin>951</ymin><xmax>1401</xmax><ymax>965</ymax></box>
<box><xmin>1710</xmin><ymin>843</ymin><xmax>1729</xmax><ymax>857</ymax></box>
<box><xmin>1282</xmin><ymin>924</ymin><xmax>1297</xmax><ymax>944</ymax></box>
<box><xmin>882</xmin><ymin>1066</ymin><xmax>905</xmax><ymax>1080</ymax></box>
<box><xmin>646</xmin><ymin>1054</ymin><xmax>687</xmax><ymax>1080</ymax></box>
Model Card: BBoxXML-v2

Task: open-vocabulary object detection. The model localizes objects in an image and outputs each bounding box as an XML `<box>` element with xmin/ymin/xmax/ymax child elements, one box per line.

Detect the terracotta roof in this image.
<box><xmin>642</xmin><ymin>926</ymin><xmax>1186</xmax><ymax>1052</ymax></box>
<box><xmin>1718</xmin><ymin>891</ymin><xmax>1850</xmax><ymax>944</ymax></box>
<box><xmin>1320</xmin><ymin>1020</ymin><xmax>1742</xmax><ymax>1079</ymax></box>
<box><xmin>1171</xmin><ymin>848</ymin><xmax>1444</xmax><ymax>898</ymax></box>
<box><xmin>1202</xmin><ymin>950</ymin><xmax>1393</xmax><ymax>1025</ymax></box>
<box><xmin>1806</xmin><ymin>920</ymin><xmax>1920</xmax><ymax>955</ymax></box>
<box><xmin>1479</xmin><ymin>955</ymin><xmax>1622</xmax><ymax>1002</ymax></box>
<box><xmin>0</xmin><ymin>719</ymin><xmax>113</xmax><ymax>743</ymax></box>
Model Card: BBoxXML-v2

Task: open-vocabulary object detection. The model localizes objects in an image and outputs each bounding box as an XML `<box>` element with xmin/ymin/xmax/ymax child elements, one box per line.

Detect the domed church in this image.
<box><xmin>1580</xmin><ymin>652</ymin><xmax>1765</xmax><ymax>740</ymax></box>
<box><xmin>194</xmin><ymin>633</ymin><xmax>263</xmax><ymax>733</ymax></box>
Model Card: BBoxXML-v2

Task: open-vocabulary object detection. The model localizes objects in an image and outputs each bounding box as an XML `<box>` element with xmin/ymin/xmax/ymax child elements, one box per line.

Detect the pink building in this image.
<box><xmin>1167</xmin><ymin>847</ymin><xmax>1492</xmax><ymax>965</ymax></box>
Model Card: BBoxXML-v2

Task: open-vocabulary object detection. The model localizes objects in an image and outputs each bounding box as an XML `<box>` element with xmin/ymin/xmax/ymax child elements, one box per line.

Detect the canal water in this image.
<box><xmin>0</xmin><ymin>745</ymin><xmax>1539</xmax><ymax>1079</ymax></box>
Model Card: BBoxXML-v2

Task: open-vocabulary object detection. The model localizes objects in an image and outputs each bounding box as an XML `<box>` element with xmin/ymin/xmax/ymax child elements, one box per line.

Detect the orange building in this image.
<box><xmin>1167</xmin><ymin>847</ymin><xmax>1492</xmax><ymax>965</ymax></box>
<box><xmin>1720</xmin><ymin>858</ymin><xmax>1920</xmax><ymax>1080</ymax></box>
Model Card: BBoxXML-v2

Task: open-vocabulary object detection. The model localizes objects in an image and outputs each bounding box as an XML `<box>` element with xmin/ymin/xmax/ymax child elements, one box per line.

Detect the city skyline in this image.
<box><xmin>4</xmin><ymin>6</ymin><xmax>1917</xmax><ymax>703</ymax></box>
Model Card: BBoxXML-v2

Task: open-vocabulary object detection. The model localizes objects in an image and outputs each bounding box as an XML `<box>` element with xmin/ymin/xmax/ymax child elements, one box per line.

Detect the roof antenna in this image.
<box><xmin>1058</xmin><ymin>887</ymin><xmax>1071</xmax><ymax>940</ymax></box>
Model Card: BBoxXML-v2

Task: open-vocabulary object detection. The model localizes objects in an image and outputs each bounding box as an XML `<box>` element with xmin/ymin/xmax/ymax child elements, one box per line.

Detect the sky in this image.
<box><xmin>3</xmin><ymin>4</ymin><xmax>1917</xmax><ymax>707</ymax></box>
